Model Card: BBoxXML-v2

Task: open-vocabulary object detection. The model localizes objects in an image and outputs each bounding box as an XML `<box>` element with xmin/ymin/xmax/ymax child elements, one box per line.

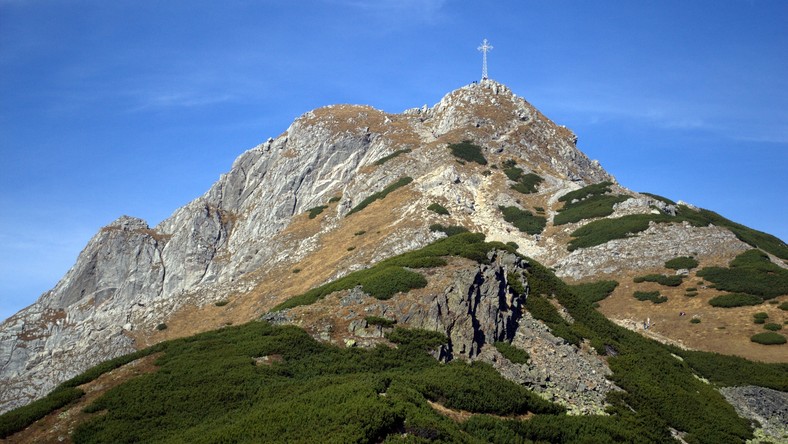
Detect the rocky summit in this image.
<box><xmin>1</xmin><ymin>80</ymin><xmax>786</xmax><ymax>443</ymax></box>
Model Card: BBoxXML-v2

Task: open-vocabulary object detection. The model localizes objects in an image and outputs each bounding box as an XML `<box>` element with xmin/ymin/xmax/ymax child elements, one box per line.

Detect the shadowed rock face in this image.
<box><xmin>398</xmin><ymin>250</ymin><xmax>528</xmax><ymax>360</ymax></box>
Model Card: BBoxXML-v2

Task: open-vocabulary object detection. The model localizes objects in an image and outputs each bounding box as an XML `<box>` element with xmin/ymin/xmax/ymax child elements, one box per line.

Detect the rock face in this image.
<box><xmin>483</xmin><ymin>311</ymin><xmax>619</xmax><ymax>415</ymax></box>
<box><xmin>719</xmin><ymin>386</ymin><xmax>788</xmax><ymax>443</ymax></box>
<box><xmin>2</xmin><ymin>79</ymin><xmax>783</xmax><ymax>414</ymax></box>
<box><xmin>396</xmin><ymin>250</ymin><xmax>527</xmax><ymax>360</ymax></box>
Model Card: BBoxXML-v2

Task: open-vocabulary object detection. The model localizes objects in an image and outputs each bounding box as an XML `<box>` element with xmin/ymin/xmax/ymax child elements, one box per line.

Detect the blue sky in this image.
<box><xmin>1</xmin><ymin>0</ymin><xmax>786</xmax><ymax>321</ymax></box>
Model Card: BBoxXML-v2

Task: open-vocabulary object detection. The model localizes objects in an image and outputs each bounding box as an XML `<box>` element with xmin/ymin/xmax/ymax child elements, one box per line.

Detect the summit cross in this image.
<box><xmin>477</xmin><ymin>38</ymin><xmax>493</xmax><ymax>80</ymax></box>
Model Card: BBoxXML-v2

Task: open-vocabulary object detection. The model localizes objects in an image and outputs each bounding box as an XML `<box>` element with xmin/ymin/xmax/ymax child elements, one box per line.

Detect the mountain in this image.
<box><xmin>1</xmin><ymin>80</ymin><xmax>786</xmax><ymax>442</ymax></box>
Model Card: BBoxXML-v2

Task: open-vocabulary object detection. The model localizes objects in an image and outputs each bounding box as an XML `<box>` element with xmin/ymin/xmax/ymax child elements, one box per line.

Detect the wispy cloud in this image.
<box><xmin>531</xmin><ymin>81</ymin><xmax>788</xmax><ymax>145</ymax></box>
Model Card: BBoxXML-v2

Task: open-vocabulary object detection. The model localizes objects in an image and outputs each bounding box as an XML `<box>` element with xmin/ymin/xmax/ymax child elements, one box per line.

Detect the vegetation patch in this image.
<box><xmin>554</xmin><ymin>193</ymin><xmax>630</xmax><ymax>226</ymax></box>
<box><xmin>354</xmin><ymin>230</ymin><xmax>366</xmax><ymax>236</ymax></box>
<box><xmin>753</xmin><ymin>312</ymin><xmax>769</xmax><ymax>324</ymax></box>
<box><xmin>568</xmin><ymin>213</ymin><xmax>674</xmax><ymax>251</ymax></box>
<box><xmin>214</xmin><ymin>300</ymin><xmax>229</xmax><ymax>307</ymax></box>
<box><xmin>347</xmin><ymin>177</ymin><xmax>413</xmax><ymax>216</ymax></box>
<box><xmin>780</xmin><ymin>301</ymin><xmax>788</xmax><ymax>311</ymax></box>
<box><xmin>328</xmin><ymin>196</ymin><xmax>341</xmax><ymax>203</ymax></box>
<box><xmin>633</xmin><ymin>291</ymin><xmax>667</xmax><ymax>304</ymax></box>
<box><xmin>525</xmin><ymin>295</ymin><xmax>581</xmax><ymax>345</ymax></box>
<box><xmin>697</xmin><ymin>250</ymin><xmax>788</xmax><ymax>301</ymax></box>
<box><xmin>558</xmin><ymin>181</ymin><xmax>614</xmax><ymax>203</ymax></box>
<box><xmin>0</xmin><ymin>387</ymin><xmax>84</xmax><ymax>438</ymax></box>
<box><xmin>493</xmin><ymin>342</ymin><xmax>529</xmax><ymax>364</ymax></box>
<box><xmin>633</xmin><ymin>274</ymin><xmax>683</xmax><ymax>287</ymax></box>
<box><xmin>499</xmin><ymin>206</ymin><xmax>547</xmax><ymax>235</ymax></box>
<box><xmin>448</xmin><ymin>140</ymin><xmax>487</xmax><ymax>165</ymax></box>
<box><xmin>156</xmin><ymin>323</ymin><xmax>168</xmax><ymax>331</ymax></box>
<box><xmin>708</xmin><ymin>293</ymin><xmax>763</xmax><ymax>308</ymax></box>
<box><xmin>665</xmin><ymin>256</ymin><xmax>698</xmax><ymax>270</ymax></box>
<box><xmin>750</xmin><ymin>332</ymin><xmax>787</xmax><ymax>345</ymax></box>
<box><xmin>427</xmin><ymin>203</ymin><xmax>450</xmax><ymax>215</ymax></box>
<box><xmin>640</xmin><ymin>192</ymin><xmax>676</xmax><ymax>205</ymax></box>
<box><xmin>429</xmin><ymin>224</ymin><xmax>468</xmax><ymax>237</ymax></box>
<box><xmin>307</xmin><ymin>205</ymin><xmax>328</xmax><ymax>219</ymax></box>
<box><xmin>567</xmin><ymin>205</ymin><xmax>788</xmax><ymax>258</ymax></box>
<box><xmin>502</xmin><ymin>162</ymin><xmax>544</xmax><ymax>194</ymax></box>
<box><xmin>365</xmin><ymin>316</ymin><xmax>396</xmax><ymax>328</ymax></box>
<box><xmin>763</xmin><ymin>323</ymin><xmax>782</xmax><ymax>331</ymax></box>
<box><xmin>568</xmin><ymin>280</ymin><xmax>619</xmax><ymax>304</ymax></box>
<box><xmin>374</xmin><ymin>148</ymin><xmax>411</xmax><ymax>166</ymax></box>
<box><xmin>690</xmin><ymin>318</ymin><xmax>701</xmax><ymax>324</ymax></box>
<box><xmin>64</xmin><ymin>324</ymin><xmax>563</xmax><ymax>443</ymax></box>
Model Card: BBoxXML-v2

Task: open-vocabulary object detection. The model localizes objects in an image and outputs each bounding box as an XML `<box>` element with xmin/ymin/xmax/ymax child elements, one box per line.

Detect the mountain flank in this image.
<box><xmin>1</xmin><ymin>79</ymin><xmax>787</xmax><ymax>443</ymax></box>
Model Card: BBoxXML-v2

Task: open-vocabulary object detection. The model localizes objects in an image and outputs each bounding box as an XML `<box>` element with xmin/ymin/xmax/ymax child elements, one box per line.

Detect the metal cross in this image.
<box><xmin>478</xmin><ymin>39</ymin><xmax>493</xmax><ymax>80</ymax></box>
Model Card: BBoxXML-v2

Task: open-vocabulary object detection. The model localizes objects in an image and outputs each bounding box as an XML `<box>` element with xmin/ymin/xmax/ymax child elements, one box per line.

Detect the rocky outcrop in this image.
<box><xmin>481</xmin><ymin>311</ymin><xmax>619</xmax><ymax>415</ymax></box>
<box><xmin>719</xmin><ymin>386</ymin><xmax>788</xmax><ymax>443</ymax></box>
<box><xmin>552</xmin><ymin>221</ymin><xmax>751</xmax><ymax>280</ymax></box>
<box><xmin>394</xmin><ymin>250</ymin><xmax>527</xmax><ymax>360</ymax></box>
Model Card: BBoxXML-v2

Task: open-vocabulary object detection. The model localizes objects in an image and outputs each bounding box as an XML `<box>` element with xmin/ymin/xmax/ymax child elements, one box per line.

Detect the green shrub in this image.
<box><xmin>307</xmin><ymin>205</ymin><xmax>328</xmax><ymax>219</ymax></box>
<box><xmin>214</xmin><ymin>300</ymin><xmax>229</xmax><ymax>307</ymax></box>
<box><xmin>505</xmin><ymin>241</ymin><xmax>519</xmax><ymax>250</ymax></box>
<box><xmin>640</xmin><ymin>192</ymin><xmax>676</xmax><ymax>205</ymax></box>
<box><xmin>354</xmin><ymin>230</ymin><xmax>366</xmax><ymax>236</ymax></box>
<box><xmin>753</xmin><ymin>312</ymin><xmax>769</xmax><ymax>324</ymax></box>
<box><xmin>429</xmin><ymin>224</ymin><xmax>468</xmax><ymax>237</ymax></box>
<box><xmin>697</xmin><ymin>250</ymin><xmax>788</xmax><ymax>299</ymax></box>
<box><xmin>493</xmin><ymin>342</ymin><xmax>529</xmax><ymax>364</ymax></box>
<box><xmin>568</xmin><ymin>213</ymin><xmax>675</xmax><ymax>251</ymax></box>
<box><xmin>685</xmin><ymin>291</ymin><xmax>698</xmax><ymax>297</ymax></box>
<box><xmin>554</xmin><ymin>194</ymin><xmax>630</xmax><ymax>225</ymax></box>
<box><xmin>427</xmin><ymin>203</ymin><xmax>449</xmax><ymax>215</ymax></box>
<box><xmin>763</xmin><ymin>323</ymin><xmax>782</xmax><ymax>331</ymax></box>
<box><xmin>633</xmin><ymin>274</ymin><xmax>683</xmax><ymax>287</ymax></box>
<box><xmin>499</xmin><ymin>206</ymin><xmax>546</xmax><ymax>235</ymax></box>
<box><xmin>328</xmin><ymin>196</ymin><xmax>341</xmax><ymax>203</ymax></box>
<box><xmin>374</xmin><ymin>148</ymin><xmax>411</xmax><ymax>166</ymax></box>
<box><xmin>665</xmin><ymin>256</ymin><xmax>699</xmax><ymax>270</ymax></box>
<box><xmin>750</xmin><ymin>332</ymin><xmax>787</xmax><ymax>345</ymax></box>
<box><xmin>686</xmin><ymin>287</ymin><xmax>697</xmax><ymax>292</ymax></box>
<box><xmin>633</xmin><ymin>291</ymin><xmax>667</xmax><ymax>304</ymax></box>
<box><xmin>568</xmin><ymin>280</ymin><xmax>619</xmax><ymax>303</ymax></box>
<box><xmin>558</xmin><ymin>181</ymin><xmax>614</xmax><ymax>203</ymax></box>
<box><xmin>347</xmin><ymin>177</ymin><xmax>413</xmax><ymax>216</ymax></box>
<box><xmin>365</xmin><ymin>316</ymin><xmax>396</xmax><ymax>328</ymax></box>
<box><xmin>780</xmin><ymin>302</ymin><xmax>788</xmax><ymax>311</ymax></box>
<box><xmin>690</xmin><ymin>318</ymin><xmax>701</xmax><ymax>324</ymax></box>
<box><xmin>708</xmin><ymin>293</ymin><xmax>762</xmax><ymax>308</ymax></box>
<box><xmin>534</xmin><ymin>206</ymin><xmax>545</xmax><ymax>213</ymax></box>
<box><xmin>448</xmin><ymin>140</ymin><xmax>487</xmax><ymax>165</ymax></box>
<box><xmin>504</xmin><ymin>169</ymin><xmax>543</xmax><ymax>194</ymax></box>
<box><xmin>292</xmin><ymin>268</ymin><xmax>301</xmax><ymax>273</ymax></box>
<box><xmin>507</xmin><ymin>272</ymin><xmax>526</xmax><ymax>296</ymax></box>
<box><xmin>346</xmin><ymin>246</ymin><xmax>355</xmax><ymax>251</ymax></box>
<box><xmin>156</xmin><ymin>323</ymin><xmax>168</xmax><ymax>331</ymax></box>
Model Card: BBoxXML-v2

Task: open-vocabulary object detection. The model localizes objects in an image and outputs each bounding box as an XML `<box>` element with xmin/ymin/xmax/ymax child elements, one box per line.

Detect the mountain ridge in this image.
<box><xmin>1</xmin><ymin>79</ymin><xmax>786</xmax><ymax>418</ymax></box>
